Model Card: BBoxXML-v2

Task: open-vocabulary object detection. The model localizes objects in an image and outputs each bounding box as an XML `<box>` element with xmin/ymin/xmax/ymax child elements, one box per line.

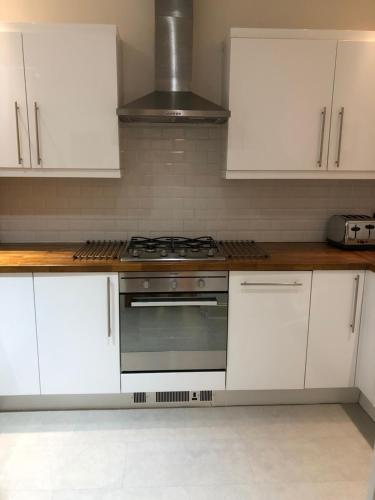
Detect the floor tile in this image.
<box><xmin>123</xmin><ymin>439</ymin><xmax>253</xmax><ymax>487</ymax></box>
<box><xmin>0</xmin><ymin>491</ymin><xmax>53</xmax><ymax>500</ymax></box>
<box><xmin>248</xmin><ymin>481</ymin><xmax>369</xmax><ymax>500</ymax></box>
<box><xmin>51</xmin><ymin>486</ymin><xmax>189</xmax><ymax>500</ymax></box>
<box><xmin>247</xmin><ymin>434</ymin><xmax>372</xmax><ymax>483</ymax></box>
<box><xmin>0</xmin><ymin>431</ymin><xmax>127</xmax><ymax>490</ymax></box>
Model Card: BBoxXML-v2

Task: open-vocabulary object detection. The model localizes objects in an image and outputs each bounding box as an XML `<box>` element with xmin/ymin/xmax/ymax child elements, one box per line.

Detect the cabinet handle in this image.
<box><xmin>241</xmin><ymin>282</ymin><xmax>303</xmax><ymax>287</ymax></box>
<box><xmin>14</xmin><ymin>102</ymin><xmax>23</xmax><ymax>165</ymax></box>
<box><xmin>317</xmin><ymin>107</ymin><xmax>327</xmax><ymax>168</ymax></box>
<box><xmin>350</xmin><ymin>274</ymin><xmax>360</xmax><ymax>334</ymax></box>
<box><xmin>335</xmin><ymin>107</ymin><xmax>345</xmax><ymax>168</ymax></box>
<box><xmin>34</xmin><ymin>102</ymin><xmax>42</xmax><ymax>165</ymax></box>
<box><xmin>107</xmin><ymin>277</ymin><xmax>112</xmax><ymax>338</ymax></box>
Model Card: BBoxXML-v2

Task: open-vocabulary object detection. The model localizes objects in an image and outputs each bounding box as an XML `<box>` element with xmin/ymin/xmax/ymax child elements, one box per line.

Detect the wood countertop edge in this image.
<box><xmin>0</xmin><ymin>242</ymin><xmax>374</xmax><ymax>273</ymax></box>
<box><xmin>0</xmin><ymin>261</ymin><xmax>373</xmax><ymax>273</ymax></box>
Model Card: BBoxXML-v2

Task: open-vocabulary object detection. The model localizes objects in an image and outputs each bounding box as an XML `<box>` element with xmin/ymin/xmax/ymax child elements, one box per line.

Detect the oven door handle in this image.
<box><xmin>130</xmin><ymin>300</ymin><xmax>219</xmax><ymax>307</ymax></box>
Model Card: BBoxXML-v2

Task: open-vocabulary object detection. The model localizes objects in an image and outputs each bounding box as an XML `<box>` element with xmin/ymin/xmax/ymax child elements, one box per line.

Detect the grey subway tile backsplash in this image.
<box><xmin>0</xmin><ymin>123</ymin><xmax>374</xmax><ymax>243</ymax></box>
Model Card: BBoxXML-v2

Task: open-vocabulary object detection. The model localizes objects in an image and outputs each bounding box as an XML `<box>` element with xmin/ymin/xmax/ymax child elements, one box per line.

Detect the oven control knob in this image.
<box><xmin>198</xmin><ymin>278</ymin><xmax>205</xmax><ymax>288</ymax></box>
<box><xmin>171</xmin><ymin>279</ymin><xmax>178</xmax><ymax>290</ymax></box>
<box><xmin>143</xmin><ymin>280</ymin><xmax>150</xmax><ymax>289</ymax></box>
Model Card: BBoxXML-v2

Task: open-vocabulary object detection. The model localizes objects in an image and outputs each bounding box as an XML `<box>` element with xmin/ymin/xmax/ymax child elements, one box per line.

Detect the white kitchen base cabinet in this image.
<box><xmin>0</xmin><ymin>274</ymin><xmax>40</xmax><ymax>395</ymax></box>
<box><xmin>34</xmin><ymin>273</ymin><xmax>120</xmax><ymax>395</ymax></box>
<box><xmin>226</xmin><ymin>271</ymin><xmax>312</xmax><ymax>391</ymax></box>
<box><xmin>356</xmin><ymin>271</ymin><xmax>375</xmax><ymax>405</ymax></box>
<box><xmin>305</xmin><ymin>271</ymin><xmax>364</xmax><ymax>389</ymax></box>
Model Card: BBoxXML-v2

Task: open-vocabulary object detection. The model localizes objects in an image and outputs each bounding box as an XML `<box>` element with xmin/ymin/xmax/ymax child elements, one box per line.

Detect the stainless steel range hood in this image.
<box><xmin>117</xmin><ymin>0</ymin><xmax>230</xmax><ymax>124</ymax></box>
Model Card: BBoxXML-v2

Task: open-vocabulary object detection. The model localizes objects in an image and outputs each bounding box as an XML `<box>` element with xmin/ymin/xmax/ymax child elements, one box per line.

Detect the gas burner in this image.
<box><xmin>121</xmin><ymin>236</ymin><xmax>226</xmax><ymax>262</ymax></box>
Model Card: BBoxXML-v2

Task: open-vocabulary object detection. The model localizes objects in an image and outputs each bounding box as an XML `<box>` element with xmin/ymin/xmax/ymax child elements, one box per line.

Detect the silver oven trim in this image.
<box><xmin>130</xmin><ymin>300</ymin><xmax>219</xmax><ymax>307</ymax></box>
<box><xmin>121</xmin><ymin>351</ymin><xmax>227</xmax><ymax>372</ymax></box>
<box><xmin>119</xmin><ymin>271</ymin><xmax>228</xmax><ymax>294</ymax></box>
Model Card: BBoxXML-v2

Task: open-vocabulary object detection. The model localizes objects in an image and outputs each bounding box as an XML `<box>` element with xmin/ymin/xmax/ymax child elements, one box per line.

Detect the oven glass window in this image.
<box><xmin>120</xmin><ymin>292</ymin><xmax>228</xmax><ymax>372</ymax></box>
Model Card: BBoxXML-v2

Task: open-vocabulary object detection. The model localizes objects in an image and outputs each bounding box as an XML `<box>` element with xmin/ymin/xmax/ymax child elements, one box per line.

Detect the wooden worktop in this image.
<box><xmin>0</xmin><ymin>242</ymin><xmax>374</xmax><ymax>273</ymax></box>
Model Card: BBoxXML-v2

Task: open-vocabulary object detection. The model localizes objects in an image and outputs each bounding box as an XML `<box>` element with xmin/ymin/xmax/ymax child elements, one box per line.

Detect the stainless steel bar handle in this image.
<box><xmin>335</xmin><ymin>107</ymin><xmax>345</xmax><ymax>168</ymax></box>
<box><xmin>350</xmin><ymin>275</ymin><xmax>360</xmax><ymax>334</ymax></box>
<box><xmin>14</xmin><ymin>102</ymin><xmax>22</xmax><ymax>165</ymax></box>
<box><xmin>107</xmin><ymin>277</ymin><xmax>112</xmax><ymax>338</ymax></box>
<box><xmin>241</xmin><ymin>282</ymin><xmax>303</xmax><ymax>287</ymax></box>
<box><xmin>317</xmin><ymin>107</ymin><xmax>327</xmax><ymax>168</ymax></box>
<box><xmin>130</xmin><ymin>300</ymin><xmax>218</xmax><ymax>307</ymax></box>
<box><xmin>34</xmin><ymin>102</ymin><xmax>42</xmax><ymax>165</ymax></box>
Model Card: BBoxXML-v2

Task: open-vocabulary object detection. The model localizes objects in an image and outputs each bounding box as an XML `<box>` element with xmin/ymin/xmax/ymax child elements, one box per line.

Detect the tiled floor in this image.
<box><xmin>0</xmin><ymin>404</ymin><xmax>373</xmax><ymax>499</ymax></box>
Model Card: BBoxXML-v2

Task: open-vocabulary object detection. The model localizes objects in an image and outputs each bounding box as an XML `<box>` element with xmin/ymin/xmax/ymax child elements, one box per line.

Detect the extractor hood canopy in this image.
<box><xmin>117</xmin><ymin>0</ymin><xmax>230</xmax><ymax>124</ymax></box>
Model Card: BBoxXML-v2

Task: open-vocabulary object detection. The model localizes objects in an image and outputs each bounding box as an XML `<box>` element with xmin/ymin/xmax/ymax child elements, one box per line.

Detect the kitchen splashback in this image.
<box><xmin>0</xmin><ymin>124</ymin><xmax>375</xmax><ymax>243</ymax></box>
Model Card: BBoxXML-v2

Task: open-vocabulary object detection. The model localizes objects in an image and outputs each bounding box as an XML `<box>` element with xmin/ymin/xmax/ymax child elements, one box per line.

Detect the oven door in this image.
<box><xmin>120</xmin><ymin>292</ymin><xmax>228</xmax><ymax>373</ymax></box>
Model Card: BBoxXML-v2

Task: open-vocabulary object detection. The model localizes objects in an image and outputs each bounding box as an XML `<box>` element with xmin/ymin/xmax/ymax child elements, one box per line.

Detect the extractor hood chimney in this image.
<box><xmin>117</xmin><ymin>0</ymin><xmax>230</xmax><ymax>124</ymax></box>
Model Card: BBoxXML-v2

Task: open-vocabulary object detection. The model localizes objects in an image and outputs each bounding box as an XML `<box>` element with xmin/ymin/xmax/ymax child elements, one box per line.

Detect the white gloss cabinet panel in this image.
<box><xmin>34</xmin><ymin>273</ymin><xmax>120</xmax><ymax>395</ymax></box>
<box><xmin>22</xmin><ymin>27</ymin><xmax>119</xmax><ymax>172</ymax></box>
<box><xmin>0</xmin><ymin>274</ymin><xmax>40</xmax><ymax>395</ymax></box>
<box><xmin>226</xmin><ymin>38</ymin><xmax>336</xmax><ymax>172</ymax></box>
<box><xmin>0</xmin><ymin>32</ymin><xmax>30</xmax><ymax>169</ymax></box>
<box><xmin>356</xmin><ymin>272</ymin><xmax>375</xmax><ymax>405</ymax></box>
<box><xmin>122</xmin><ymin>372</ymin><xmax>226</xmax><ymax>393</ymax></box>
<box><xmin>329</xmin><ymin>41</ymin><xmax>375</xmax><ymax>172</ymax></box>
<box><xmin>226</xmin><ymin>271</ymin><xmax>312</xmax><ymax>391</ymax></box>
<box><xmin>305</xmin><ymin>271</ymin><xmax>364</xmax><ymax>389</ymax></box>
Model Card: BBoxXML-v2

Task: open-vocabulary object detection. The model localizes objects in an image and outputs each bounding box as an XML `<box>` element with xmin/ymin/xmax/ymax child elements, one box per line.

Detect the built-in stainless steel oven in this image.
<box><xmin>119</xmin><ymin>271</ymin><xmax>228</xmax><ymax>373</ymax></box>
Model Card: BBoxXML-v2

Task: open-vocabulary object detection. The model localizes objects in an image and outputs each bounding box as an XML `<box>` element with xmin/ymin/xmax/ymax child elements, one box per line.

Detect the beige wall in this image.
<box><xmin>2</xmin><ymin>0</ymin><xmax>375</xmax><ymax>104</ymax></box>
<box><xmin>0</xmin><ymin>0</ymin><xmax>155</xmax><ymax>103</ymax></box>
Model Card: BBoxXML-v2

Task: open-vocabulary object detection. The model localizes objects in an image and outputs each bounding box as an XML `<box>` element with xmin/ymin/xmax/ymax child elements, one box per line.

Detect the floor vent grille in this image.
<box><xmin>200</xmin><ymin>390</ymin><xmax>213</xmax><ymax>402</ymax></box>
<box><xmin>133</xmin><ymin>392</ymin><xmax>147</xmax><ymax>404</ymax></box>
<box><xmin>156</xmin><ymin>391</ymin><xmax>190</xmax><ymax>403</ymax></box>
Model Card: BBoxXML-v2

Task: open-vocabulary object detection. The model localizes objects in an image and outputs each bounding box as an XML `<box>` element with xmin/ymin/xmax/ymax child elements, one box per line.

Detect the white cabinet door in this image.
<box><xmin>23</xmin><ymin>27</ymin><xmax>119</xmax><ymax>172</ymax></box>
<box><xmin>0</xmin><ymin>274</ymin><xmax>40</xmax><ymax>395</ymax></box>
<box><xmin>226</xmin><ymin>271</ymin><xmax>312</xmax><ymax>390</ymax></box>
<box><xmin>34</xmin><ymin>273</ymin><xmax>120</xmax><ymax>395</ymax></box>
<box><xmin>227</xmin><ymin>38</ymin><xmax>337</xmax><ymax>172</ymax></box>
<box><xmin>329</xmin><ymin>41</ymin><xmax>375</xmax><ymax>171</ymax></box>
<box><xmin>306</xmin><ymin>271</ymin><xmax>364</xmax><ymax>389</ymax></box>
<box><xmin>356</xmin><ymin>271</ymin><xmax>375</xmax><ymax>405</ymax></box>
<box><xmin>0</xmin><ymin>32</ymin><xmax>30</xmax><ymax>169</ymax></box>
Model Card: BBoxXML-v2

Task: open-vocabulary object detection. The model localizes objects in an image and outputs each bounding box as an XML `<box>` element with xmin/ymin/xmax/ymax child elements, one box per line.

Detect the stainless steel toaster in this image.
<box><xmin>327</xmin><ymin>214</ymin><xmax>375</xmax><ymax>249</ymax></box>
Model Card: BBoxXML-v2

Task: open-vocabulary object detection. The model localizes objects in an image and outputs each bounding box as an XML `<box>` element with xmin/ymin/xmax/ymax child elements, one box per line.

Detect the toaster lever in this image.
<box><xmin>365</xmin><ymin>224</ymin><xmax>375</xmax><ymax>238</ymax></box>
<box><xmin>351</xmin><ymin>225</ymin><xmax>361</xmax><ymax>238</ymax></box>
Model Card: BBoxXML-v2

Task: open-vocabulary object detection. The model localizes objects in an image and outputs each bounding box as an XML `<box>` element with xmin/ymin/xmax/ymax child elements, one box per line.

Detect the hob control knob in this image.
<box><xmin>143</xmin><ymin>280</ymin><xmax>150</xmax><ymax>289</ymax></box>
<box><xmin>171</xmin><ymin>279</ymin><xmax>178</xmax><ymax>290</ymax></box>
<box><xmin>198</xmin><ymin>278</ymin><xmax>205</xmax><ymax>288</ymax></box>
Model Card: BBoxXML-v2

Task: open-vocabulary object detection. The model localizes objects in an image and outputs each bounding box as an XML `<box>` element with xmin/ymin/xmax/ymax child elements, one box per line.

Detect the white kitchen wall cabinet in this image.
<box><xmin>305</xmin><ymin>271</ymin><xmax>364</xmax><ymax>389</ymax></box>
<box><xmin>356</xmin><ymin>271</ymin><xmax>375</xmax><ymax>405</ymax></box>
<box><xmin>0</xmin><ymin>24</ymin><xmax>120</xmax><ymax>178</ymax></box>
<box><xmin>0</xmin><ymin>274</ymin><xmax>40</xmax><ymax>395</ymax></box>
<box><xmin>225</xmin><ymin>29</ymin><xmax>375</xmax><ymax>179</ymax></box>
<box><xmin>34</xmin><ymin>273</ymin><xmax>120</xmax><ymax>395</ymax></box>
<box><xmin>226</xmin><ymin>271</ymin><xmax>312</xmax><ymax>391</ymax></box>
<box><xmin>0</xmin><ymin>32</ymin><xmax>30</xmax><ymax>170</ymax></box>
<box><xmin>328</xmin><ymin>41</ymin><xmax>375</xmax><ymax>172</ymax></box>
<box><xmin>226</xmin><ymin>37</ymin><xmax>336</xmax><ymax>174</ymax></box>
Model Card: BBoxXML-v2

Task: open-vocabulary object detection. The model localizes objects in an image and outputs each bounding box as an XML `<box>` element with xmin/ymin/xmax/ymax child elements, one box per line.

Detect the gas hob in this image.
<box><xmin>121</xmin><ymin>236</ymin><xmax>226</xmax><ymax>262</ymax></box>
<box><xmin>72</xmin><ymin>238</ymin><xmax>269</xmax><ymax>262</ymax></box>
